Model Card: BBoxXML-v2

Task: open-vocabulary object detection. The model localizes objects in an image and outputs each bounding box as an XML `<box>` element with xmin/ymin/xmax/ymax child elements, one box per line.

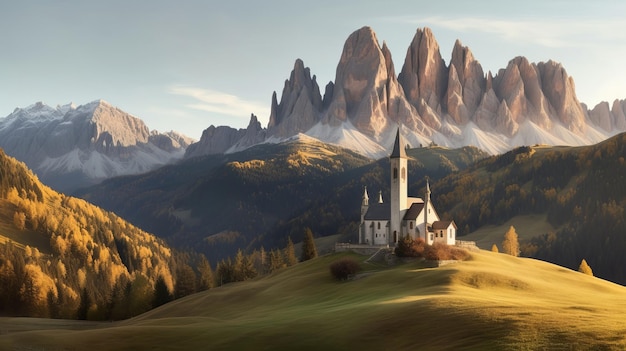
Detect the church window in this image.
<box><xmin>393</xmin><ymin>168</ymin><xmax>398</xmax><ymax>179</ymax></box>
<box><xmin>401</xmin><ymin>167</ymin><xmax>406</xmax><ymax>181</ymax></box>
<box><xmin>378</xmin><ymin>222</ymin><xmax>381</xmax><ymax>229</ymax></box>
<box><xmin>409</xmin><ymin>221</ymin><xmax>413</xmax><ymax>230</ymax></box>
<box><xmin>430</xmin><ymin>234</ymin><xmax>433</xmax><ymax>241</ymax></box>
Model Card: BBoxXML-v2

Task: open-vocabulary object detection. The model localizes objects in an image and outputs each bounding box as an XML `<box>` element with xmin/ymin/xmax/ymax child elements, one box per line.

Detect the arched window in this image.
<box><xmin>409</xmin><ymin>221</ymin><xmax>413</xmax><ymax>230</ymax></box>
<box><xmin>393</xmin><ymin>168</ymin><xmax>398</xmax><ymax>179</ymax></box>
<box><xmin>378</xmin><ymin>222</ymin><xmax>381</xmax><ymax>229</ymax></box>
<box><xmin>401</xmin><ymin>167</ymin><xmax>406</xmax><ymax>181</ymax></box>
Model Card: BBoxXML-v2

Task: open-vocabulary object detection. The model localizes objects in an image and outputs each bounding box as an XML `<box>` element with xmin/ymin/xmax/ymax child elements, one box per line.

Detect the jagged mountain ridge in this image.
<box><xmin>187</xmin><ymin>26</ymin><xmax>626</xmax><ymax>158</ymax></box>
<box><xmin>0</xmin><ymin>100</ymin><xmax>194</xmax><ymax>193</ymax></box>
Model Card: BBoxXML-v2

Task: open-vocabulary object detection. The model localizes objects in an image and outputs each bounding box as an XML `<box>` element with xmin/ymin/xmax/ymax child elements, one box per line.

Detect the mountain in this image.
<box><xmin>0</xmin><ymin>100</ymin><xmax>194</xmax><ymax>193</ymax></box>
<box><xmin>186</xmin><ymin>26</ymin><xmax>625</xmax><ymax>159</ymax></box>
<box><xmin>0</xmin><ymin>148</ymin><xmax>184</xmax><ymax>319</ymax></box>
<box><xmin>433</xmin><ymin>131</ymin><xmax>626</xmax><ymax>284</ymax></box>
<box><xmin>2</xmin><ymin>250</ymin><xmax>626</xmax><ymax>350</ymax></box>
<box><xmin>76</xmin><ymin>138</ymin><xmax>487</xmax><ymax>262</ymax></box>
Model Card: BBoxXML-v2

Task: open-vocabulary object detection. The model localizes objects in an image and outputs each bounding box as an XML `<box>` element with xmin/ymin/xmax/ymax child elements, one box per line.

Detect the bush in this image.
<box><xmin>329</xmin><ymin>257</ymin><xmax>361</xmax><ymax>281</ymax></box>
<box><xmin>424</xmin><ymin>243</ymin><xmax>469</xmax><ymax>261</ymax></box>
<box><xmin>395</xmin><ymin>236</ymin><xmax>426</xmax><ymax>257</ymax></box>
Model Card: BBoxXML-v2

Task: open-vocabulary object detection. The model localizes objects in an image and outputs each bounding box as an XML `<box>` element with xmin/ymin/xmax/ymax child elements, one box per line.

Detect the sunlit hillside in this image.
<box><xmin>435</xmin><ymin>132</ymin><xmax>626</xmax><ymax>284</ymax></box>
<box><xmin>0</xmin><ymin>149</ymin><xmax>180</xmax><ymax>319</ymax></box>
<box><xmin>1</xmin><ymin>250</ymin><xmax>624</xmax><ymax>350</ymax></box>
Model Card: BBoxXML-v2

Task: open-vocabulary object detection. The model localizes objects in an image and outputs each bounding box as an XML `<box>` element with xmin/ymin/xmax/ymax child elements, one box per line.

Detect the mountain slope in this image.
<box><xmin>0</xmin><ymin>148</ymin><xmax>181</xmax><ymax>319</ymax></box>
<box><xmin>0</xmin><ymin>100</ymin><xmax>193</xmax><ymax>193</ymax></box>
<box><xmin>433</xmin><ymin>132</ymin><xmax>626</xmax><ymax>284</ymax></box>
<box><xmin>1</xmin><ymin>250</ymin><xmax>625</xmax><ymax>350</ymax></box>
<box><xmin>186</xmin><ymin>26</ymin><xmax>625</xmax><ymax>159</ymax></box>
<box><xmin>77</xmin><ymin>139</ymin><xmax>487</xmax><ymax>261</ymax></box>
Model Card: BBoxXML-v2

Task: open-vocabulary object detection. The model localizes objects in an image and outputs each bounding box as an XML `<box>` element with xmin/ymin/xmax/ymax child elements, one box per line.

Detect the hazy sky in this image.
<box><xmin>2</xmin><ymin>0</ymin><xmax>625</xmax><ymax>139</ymax></box>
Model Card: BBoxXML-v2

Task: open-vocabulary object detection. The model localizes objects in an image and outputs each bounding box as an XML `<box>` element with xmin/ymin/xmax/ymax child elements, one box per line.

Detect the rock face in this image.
<box><xmin>0</xmin><ymin>100</ymin><xmax>192</xmax><ymax>193</ymax></box>
<box><xmin>183</xmin><ymin>25</ymin><xmax>626</xmax><ymax>159</ymax></box>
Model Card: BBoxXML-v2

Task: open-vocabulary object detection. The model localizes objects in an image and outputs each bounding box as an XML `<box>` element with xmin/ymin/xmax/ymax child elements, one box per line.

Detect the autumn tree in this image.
<box><xmin>300</xmin><ymin>228</ymin><xmax>318</xmax><ymax>262</ymax></box>
<box><xmin>76</xmin><ymin>288</ymin><xmax>91</xmax><ymax>320</ymax></box>
<box><xmin>284</xmin><ymin>237</ymin><xmax>297</xmax><ymax>266</ymax></box>
<box><xmin>268</xmin><ymin>249</ymin><xmax>285</xmax><ymax>273</ymax></box>
<box><xmin>13</xmin><ymin>211</ymin><xmax>26</xmax><ymax>230</ymax></box>
<box><xmin>197</xmin><ymin>255</ymin><xmax>214</xmax><ymax>291</ymax></box>
<box><xmin>578</xmin><ymin>259</ymin><xmax>593</xmax><ymax>276</ymax></box>
<box><xmin>502</xmin><ymin>226</ymin><xmax>520</xmax><ymax>257</ymax></box>
<box><xmin>491</xmin><ymin>244</ymin><xmax>499</xmax><ymax>253</ymax></box>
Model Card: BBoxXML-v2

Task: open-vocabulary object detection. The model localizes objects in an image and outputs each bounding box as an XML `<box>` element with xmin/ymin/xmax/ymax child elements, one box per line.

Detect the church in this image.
<box><xmin>359</xmin><ymin>129</ymin><xmax>457</xmax><ymax>246</ymax></box>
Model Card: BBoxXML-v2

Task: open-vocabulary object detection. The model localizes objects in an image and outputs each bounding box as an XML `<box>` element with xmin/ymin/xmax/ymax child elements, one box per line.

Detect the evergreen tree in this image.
<box><xmin>284</xmin><ymin>237</ymin><xmax>297</xmax><ymax>266</ymax></box>
<box><xmin>197</xmin><ymin>255</ymin><xmax>214</xmax><ymax>290</ymax></box>
<box><xmin>578</xmin><ymin>259</ymin><xmax>593</xmax><ymax>276</ymax></box>
<box><xmin>174</xmin><ymin>264</ymin><xmax>197</xmax><ymax>298</ymax></box>
<box><xmin>152</xmin><ymin>275</ymin><xmax>173</xmax><ymax>308</ymax></box>
<box><xmin>240</xmin><ymin>254</ymin><xmax>257</xmax><ymax>280</ymax></box>
<box><xmin>502</xmin><ymin>226</ymin><xmax>520</xmax><ymax>257</ymax></box>
<box><xmin>77</xmin><ymin>288</ymin><xmax>91</xmax><ymax>320</ymax></box>
<box><xmin>300</xmin><ymin>228</ymin><xmax>318</xmax><ymax>262</ymax></box>
<box><xmin>216</xmin><ymin>259</ymin><xmax>234</xmax><ymax>286</ymax></box>
<box><xmin>491</xmin><ymin>244</ymin><xmax>499</xmax><ymax>253</ymax></box>
<box><xmin>268</xmin><ymin>249</ymin><xmax>285</xmax><ymax>273</ymax></box>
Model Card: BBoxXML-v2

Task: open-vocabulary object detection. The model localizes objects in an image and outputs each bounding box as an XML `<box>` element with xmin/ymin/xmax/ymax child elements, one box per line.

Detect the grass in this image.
<box><xmin>1</xmin><ymin>250</ymin><xmax>626</xmax><ymax>350</ymax></box>
<box><xmin>462</xmin><ymin>214</ymin><xmax>555</xmax><ymax>250</ymax></box>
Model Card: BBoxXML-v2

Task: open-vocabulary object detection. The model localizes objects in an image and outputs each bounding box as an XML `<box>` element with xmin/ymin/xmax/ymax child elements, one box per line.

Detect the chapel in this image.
<box><xmin>358</xmin><ymin>129</ymin><xmax>457</xmax><ymax>246</ymax></box>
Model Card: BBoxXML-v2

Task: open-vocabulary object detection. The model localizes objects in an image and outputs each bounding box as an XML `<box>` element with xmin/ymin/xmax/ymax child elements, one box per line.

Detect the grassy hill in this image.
<box><xmin>1</xmin><ymin>250</ymin><xmax>625</xmax><ymax>350</ymax></box>
<box><xmin>434</xmin><ymin>132</ymin><xmax>626</xmax><ymax>284</ymax></box>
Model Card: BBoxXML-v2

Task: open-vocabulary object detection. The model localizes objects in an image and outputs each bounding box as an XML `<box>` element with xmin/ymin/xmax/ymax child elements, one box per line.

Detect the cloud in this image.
<box><xmin>389</xmin><ymin>15</ymin><xmax>626</xmax><ymax>49</ymax></box>
<box><xmin>169</xmin><ymin>85</ymin><xmax>268</xmax><ymax>119</ymax></box>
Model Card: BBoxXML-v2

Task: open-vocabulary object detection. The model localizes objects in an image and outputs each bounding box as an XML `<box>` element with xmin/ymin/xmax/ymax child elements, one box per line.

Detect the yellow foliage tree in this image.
<box><xmin>491</xmin><ymin>244</ymin><xmax>499</xmax><ymax>253</ymax></box>
<box><xmin>578</xmin><ymin>259</ymin><xmax>593</xmax><ymax>276</ymax></box>
<box><xmin>13</xmin><ymin>211</ymin><xmax>26</xmax><ymax>230</ymax></box>
<box><xmin>502</xmin><ymin>226</ymin><xmax>520</xmax><ymax>257</ymax></box>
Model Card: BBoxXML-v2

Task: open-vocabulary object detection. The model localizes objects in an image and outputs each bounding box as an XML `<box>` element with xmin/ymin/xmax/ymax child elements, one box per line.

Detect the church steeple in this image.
<box><xmin>362</xmin><ymin>186</ymin><xmax>369</xmax><ymax>206</ymax></box>
<box><xmin>378</xmin><ymin>191</ymin><xmax>383</xmax><ymax>204</ymax></box>
<box><xmin>390</xmin><ymin>128</ymin><xmax>406</xmax><ymax>159</ymax></box>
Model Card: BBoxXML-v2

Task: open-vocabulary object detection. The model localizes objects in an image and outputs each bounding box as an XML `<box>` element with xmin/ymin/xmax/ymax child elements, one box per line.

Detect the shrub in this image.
<box><xmin>395</xmin><ymin>236</ymin><xmax>426</xmax><ymax>257</ymax></box>
<box><xmin>329</xmin><ymin>257</ymin><xmax>361</xmax><ymax>281</ymax></box>
<box><xmin>424</xmin><ymin>243</ymin><xmax>469</xmax><ymax>261</ymax></box>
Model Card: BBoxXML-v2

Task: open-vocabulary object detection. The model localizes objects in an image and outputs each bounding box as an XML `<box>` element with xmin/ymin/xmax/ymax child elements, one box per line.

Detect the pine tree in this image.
<box><xmin>300</xmin><ymin>228</ymin><xmax>318</xmax><ymax>262</ymax></box>
<box><xmin>174</xmin><ymin>264</ymin><xmax>197</xmax><ymax>298</ymax></box>
<box><xmin>491</xmin><ymin>244</ymin><xmax>499</xmax><ymax>253</ymax></box>
<box><xmin>578</xmin><ymin>259</ymin><xmax>593</xmax><ymax>276</ymax></box>
<box><xmin>152</xmin><ymin>275</ymin><xmax>173</xmax><ymax>308</ymax></box>
<box><xmin>77</xmin><ymin>288</ymin><xmax>91</xmax><ymax>320</ymax></box>
<box><xmin>197</xmin><ymin>255</ymin><xmax>214</xmax><ymax>290</ymax></box>
<box><xmin>284</xmin><ymin>237</ymin><xmax>297</xmax><ymax>266</ymax></box>
<box><xmin>268</xmin><ymin>249</ymin><xmax>285</xmax><ymax>273</ymax></box>
<box><xmin>502</xmin><ymin>226</ymin><xmax>520</xmax><ymax>257</ymax></box>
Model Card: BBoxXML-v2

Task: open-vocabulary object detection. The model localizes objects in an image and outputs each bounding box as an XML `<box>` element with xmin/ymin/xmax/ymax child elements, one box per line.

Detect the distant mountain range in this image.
<box><xmin>187</xmin><ymin>26</ymin><xmax>626</xmax><ymax>158</ymax></box>
<box><xmin>0</xmin><ymin>100</ymin><xmax>194</xmax><ymax>193</ymax></box>
<box><xmin>3</xmin><ymin>26</ymin><xmax>626</xmax><ymax>193</ymax></box>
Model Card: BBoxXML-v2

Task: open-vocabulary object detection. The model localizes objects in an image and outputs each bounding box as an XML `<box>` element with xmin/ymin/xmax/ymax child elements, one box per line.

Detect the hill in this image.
<box><xmin>1</xmin><ymin>250</ymin><xmax>625</xmax><ymax>350</ymax></box>
<box><xmin>76</xmin><ymin>139</ymin><xmax>487</xmax><ymax>261</ymax></box>
<box><xmin>0</xmin><ymin>148</ymin><xmax>184</xmax><ymax>319</ymax></box>
<box><xmin>434</xmin><ymin>132</ymin><xmax>626</xmax><ymax>284</ymax></box>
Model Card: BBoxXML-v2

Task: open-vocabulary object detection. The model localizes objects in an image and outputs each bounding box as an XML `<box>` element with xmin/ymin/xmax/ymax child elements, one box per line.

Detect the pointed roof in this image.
<box><xmin>390</xmin><ymin>128</ymin><xmax>406</xmax><ymax>159</ymax></box>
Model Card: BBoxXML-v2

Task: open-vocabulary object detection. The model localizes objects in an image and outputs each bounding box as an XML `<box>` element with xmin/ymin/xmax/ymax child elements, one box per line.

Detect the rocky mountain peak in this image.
<box><xmin>267</xmin><ymin>59</ymin><xmax>322</xmax><ymax>138</ymax></box>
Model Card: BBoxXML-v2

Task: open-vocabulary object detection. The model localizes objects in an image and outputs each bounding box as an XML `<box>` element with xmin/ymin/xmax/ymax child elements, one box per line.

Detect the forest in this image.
<box><xmin>434</xmin><ymin>133</ymin><xmax>626</xmax><ymax>284</ymax></box>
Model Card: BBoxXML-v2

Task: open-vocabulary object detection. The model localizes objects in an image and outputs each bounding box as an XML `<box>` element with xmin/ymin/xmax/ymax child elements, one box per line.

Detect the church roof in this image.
<box><xmin>364</xmin><ymin>203</ymin><xmax>390</xmax><ymax>220</ymax></box>
<box><xmin>432</xmin><ymin>220</ymin><xmax>457</xmax><ymax>230</ymax></box>
<box><xmin>403</xmin><ymin>202</ymin><xmax>424</xmax><ymax>220</ymax></box>
<box><xmin>390</xmin><ymin>128</ymin><xmax>406</xmax><ymax>159</ymax></box>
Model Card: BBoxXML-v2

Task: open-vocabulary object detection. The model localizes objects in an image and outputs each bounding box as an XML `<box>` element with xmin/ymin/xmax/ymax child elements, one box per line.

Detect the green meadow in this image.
<box><xmin>1</xmin><ymin>250</ymin><xmax>625</xmax><ymax>350</ymax></box>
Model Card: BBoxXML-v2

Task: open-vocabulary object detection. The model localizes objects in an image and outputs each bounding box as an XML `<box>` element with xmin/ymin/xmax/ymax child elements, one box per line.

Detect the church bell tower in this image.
<box><xmin>389</xmin><ymin>128</ymin><xmax>407</xmax><ymax>244</ymax></box>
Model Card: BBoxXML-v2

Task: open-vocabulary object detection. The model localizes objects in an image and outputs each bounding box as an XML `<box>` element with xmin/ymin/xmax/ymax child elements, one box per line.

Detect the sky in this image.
<box><xmin>2</xmin><ymin>0</ymin><xmax>625</xmax><ymax>140</ymax></box>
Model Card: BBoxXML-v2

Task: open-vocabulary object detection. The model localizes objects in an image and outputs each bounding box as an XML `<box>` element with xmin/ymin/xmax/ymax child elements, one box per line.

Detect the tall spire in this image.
<box><xmin>390</xmin><ymin>127</ymin><xmax>406</xmax><ymax>159</ymax></box>
<box><xmin>426</xmin><ymin>177</ymin><xmax>431</xmax><ymax>201</ymax></box>
<box><xmin>362</xmin><ymin>186</ymin><xmax>369</xmax><ymax>206</ymax></box>
<box><xmin>378</xmin><ymin>191</ymin><xmax>383</xmax><ymax>204</ymax></box>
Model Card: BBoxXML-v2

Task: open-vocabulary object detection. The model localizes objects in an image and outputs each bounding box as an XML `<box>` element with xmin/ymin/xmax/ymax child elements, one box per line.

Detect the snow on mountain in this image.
<box><xmin>185</xmin><ymin>26</ymin><xmax>626</xmax><ymax>161</ymax></box>
<box><xmin>0</xmin><ymin>100</ymin><xmax>193</xmax><ymax>193</ymax></box>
